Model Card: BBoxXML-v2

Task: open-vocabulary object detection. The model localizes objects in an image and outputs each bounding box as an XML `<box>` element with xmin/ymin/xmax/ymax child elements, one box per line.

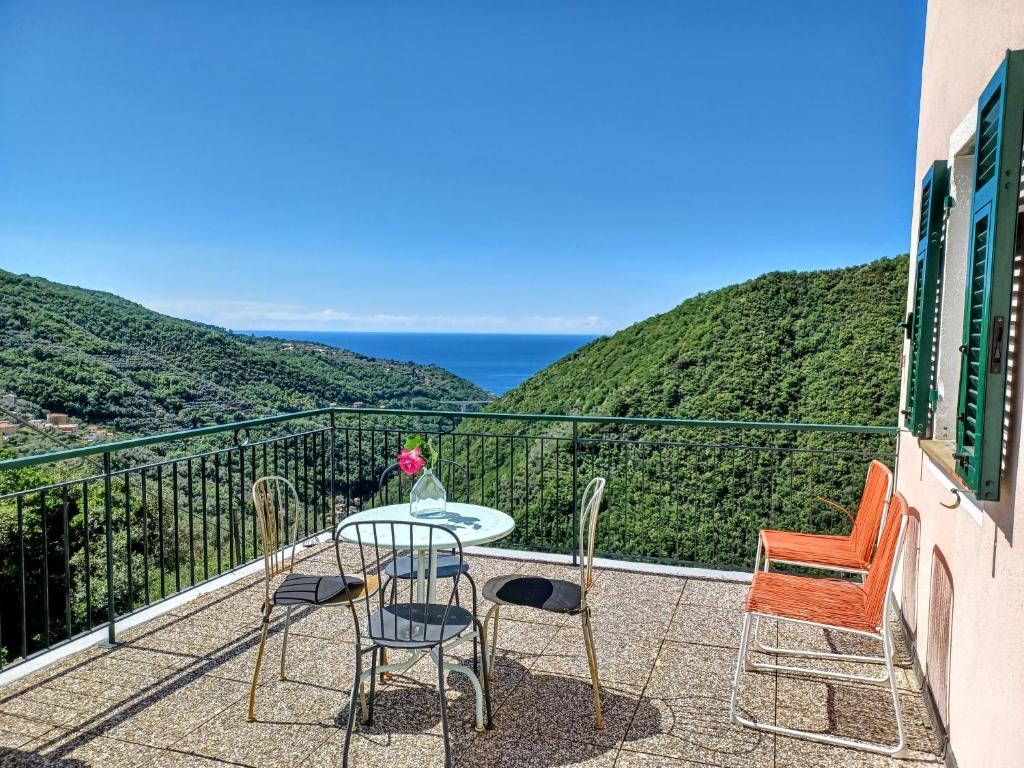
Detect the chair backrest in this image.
<box><xmin>849</xmin><ymin>460</ymin><xmax>894</xmax><ymax>562</ymax></box>
<box><xmin>252</xmin><ymin>476</ymin><xmax>302</xmax><ymax>602</ymax></box>
<box><xmin>863</xmin><ymin>491</ymin><xmax>909</xmax><ymax>629</ymax></box>
<box><xmin>335</xmin><ymin>519</ymin><xmax>464</xmax><ymax>645</ymax></box>
<box><xmin>375</xmin><ymin>459</ymin><xmax>470</xmax><ymax>507</ymax></box>
<box><xmin>578</xmin><ymin>477</ymin><xmax>607</xmax><ymax>601</ymax></box>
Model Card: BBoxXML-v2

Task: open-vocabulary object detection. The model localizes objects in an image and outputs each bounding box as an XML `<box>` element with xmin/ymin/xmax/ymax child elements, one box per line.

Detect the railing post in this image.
<box><xmin>102</xmin><ymin>451</ymin><xmax>116</xmax><ymax>646</ymax></box>
<box><xmin>329</xmin><ymin>410</ymin><xmax>337</xmax><ymax>532</ymax></box>
<box><xmin>571</xmin><ymin>421</ymin><xmax>579</xmax><ymax>565</ymax></box>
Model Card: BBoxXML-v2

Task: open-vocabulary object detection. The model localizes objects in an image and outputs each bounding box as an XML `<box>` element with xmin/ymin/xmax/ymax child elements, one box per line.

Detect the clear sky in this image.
<box><xmin>0</xmin><ymin>1</ymin><xmax>926</xmax><ymax>334</ymax></box>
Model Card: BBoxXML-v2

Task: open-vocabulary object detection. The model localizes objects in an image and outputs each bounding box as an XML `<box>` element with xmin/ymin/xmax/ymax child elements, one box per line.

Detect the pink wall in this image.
<box><xmin>898</xmin><ymin>2</ymin><xmax>1024</xmax><ymax>767</ymax></box>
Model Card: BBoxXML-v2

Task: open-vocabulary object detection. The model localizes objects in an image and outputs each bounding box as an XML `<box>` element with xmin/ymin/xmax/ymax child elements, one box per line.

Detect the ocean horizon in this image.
<box><xmin>241</xmin><ymin>331</ymin><xmax>598</xmax><ymax>396</ymax></box>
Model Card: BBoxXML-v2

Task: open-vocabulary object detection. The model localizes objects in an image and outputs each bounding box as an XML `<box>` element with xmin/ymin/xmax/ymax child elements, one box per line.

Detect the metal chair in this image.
<box><xmin>481</xmin><ymin>476</ymin><xmax>607</xmax><ymax>729</ymax></box>
<box><xmin>335</xmin><ymin>518</ymin><xmax>492</xmax><ymax>768</ymax></box>
<box><xmin>376</xmin><ymin>460</ymin><xmax>480</xmax><ymax>668</ymax></box>
<box><xmin>729</xmin><ymin>492</ymin><xmax>910</xmax><ymax>757</ymax></box>
<box><xmin>247</xmin><ymin>476</ymin><xmax>379</xmax><ymax>723</ymax></box>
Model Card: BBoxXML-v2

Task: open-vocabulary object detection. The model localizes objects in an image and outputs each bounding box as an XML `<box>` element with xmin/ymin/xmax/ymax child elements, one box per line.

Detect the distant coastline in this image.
<box><xmin>240</xmin><ymin>331</ymin><xmax>597</xmax><ymax>396</ymax></box>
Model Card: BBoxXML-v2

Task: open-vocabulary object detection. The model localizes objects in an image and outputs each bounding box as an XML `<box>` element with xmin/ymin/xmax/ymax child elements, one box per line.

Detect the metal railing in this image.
<box><xmin>0</xmin><ymin>406</ymin><xmax>896</xmax><ymax>670</ymax></box>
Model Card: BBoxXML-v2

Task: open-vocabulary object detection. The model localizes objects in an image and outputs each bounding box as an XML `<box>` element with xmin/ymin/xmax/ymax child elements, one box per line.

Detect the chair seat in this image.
<box><xmin>272</xmin><ymin>573</ymin><xmax>377</xmax><ymax>606</ymax></box>
<box><xmin>369</xmin><ymin>603</ymin><xmax>474</xmax><ymax>649</ymax></box>
<box><xmin>745</xmin><ymin>570</ymin><xmax>877</xmax><ymax>633</ymax></box>
<box><xmin>384</xmin><ymin>553</ymin><xmax>469</xmax><ymax>580</ymax></box>
<box><xmin>482</xmin><ymin>575</ymin><xmax>582</xmax><ymax>614</ymax></box>
<box><xmin>760</xmin><ymin>529</ymin><xmax>869</xmax><ymax>571</ymax></box>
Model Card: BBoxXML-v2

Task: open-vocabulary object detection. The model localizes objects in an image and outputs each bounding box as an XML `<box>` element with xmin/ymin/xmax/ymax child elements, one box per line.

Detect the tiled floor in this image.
<box><xmin>0</xmin><ymin>544</ymin><xmax>943</xmax><ymax>767</ymax></box>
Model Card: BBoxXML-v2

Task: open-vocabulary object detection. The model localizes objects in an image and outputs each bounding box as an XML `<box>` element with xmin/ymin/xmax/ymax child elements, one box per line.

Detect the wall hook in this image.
<box><xmin>940</xmin><ymin>487</ymin><xmax>961</xmax><ymax>510</ymax></box>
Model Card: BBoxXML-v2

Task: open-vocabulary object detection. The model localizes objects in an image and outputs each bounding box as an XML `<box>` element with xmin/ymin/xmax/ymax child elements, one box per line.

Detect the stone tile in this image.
<box><xmin>775</xmin><ymin>734</ymin><xmax>942</xmax><ymax>767</ymax></box>
<box><xmin>667</xmin><ymin>603</ymin><xmax>744</xmax><ymax>649</ymax></box>
<box><xmin>457</xmin><ymin>729</ymin><xmax>618</xmax><ymax>768</ymax></box>
<box><xmin>209</xmin><ymin>621</ymin><xmax>358</xmax><ymax>689</ymax></box>
<box><xmin>282</xmin><ymin>604</ymin><xmax>361</xmax><ymax>642</ymax></box>
<box><xmin>0</xmin><ymin>686</ymin><xmax>84</xmax><ymax>728</ymax></box>
<box><xmin>678</xmin><ymin>579</ymin><xmax>749</xmax><ymax>611</ymax></box>
<box><xmin>176</xmin><ymin>679</ymin><xmax>341</xmax><ymax>765</ymax></box>
<box><xmin>497</xmin><ymin>672</ymin><xmax>644</xmax><ymax>748</ymax></box>
<box><xmin>0</xmin><ymin>714</ymin><xmax>54</xmax><ymax>749</ymax></box>
<box><xmin>343</xmin><ymin>670</ymin><xmax>483</xmax><ymax>752</ymax></box>
<box><xmin>624</xmin><ymin>641</ymin><xmax>775</xmax><ymax>767</ymax></box>
<box><xmin>590</xmin><ymin>595</ymin><xmax>676</xmax><ymax>637</ymax></box>
<box><xmin>775</xmin><ymin>676</ymin><xmax>942</xmax><ymax>761</ymax></box>
<box><xmin>140</xmin><ymin>750</ymin><xmax>243</xmax><ymax>768</ymax></box>
<box><xmin>587</xmin><ymin>569</ymin><xmax>686</xmax><ymax>608</ymax></box>
<box><xmin>614</xmin><ymin>748</ymin><xmax>713</xmax><ymax>767</ymax></box>
<box><xmin>533</xmin><ymin>625</ymin><xmax>660</xmax><ymax>687</ymax></box>
<box><xmin>21</xmin><ymin>728</ymin><xmax>160</xmax><ymax>768</ymax></box>
<box><xmin>102</xmin><ymin>673</ymin><xmax>249</xmax><ymax>748</ymax></box>
<box><xmin>302</xmin><ymin>727</ymin><xmax>452</xmax><ymax>768</ymax></box>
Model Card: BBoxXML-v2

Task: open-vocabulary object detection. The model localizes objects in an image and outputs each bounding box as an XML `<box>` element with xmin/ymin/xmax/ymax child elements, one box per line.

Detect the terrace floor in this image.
<box><xmin>0</xmin><ymin>544</ymin><xmax>943</xmax><ymax>768</ymax></box>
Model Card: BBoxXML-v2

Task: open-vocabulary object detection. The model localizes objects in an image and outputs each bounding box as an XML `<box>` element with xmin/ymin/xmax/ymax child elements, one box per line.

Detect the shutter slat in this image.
<box><xmin>954</xmin><ymin>51</ymin><xmax>1024</xmax><ymax>499</ymax></box>
<box><xmin>904</xmin><ymin>160</ymin><xmax>948</xmax><ymax>436</ymax></box>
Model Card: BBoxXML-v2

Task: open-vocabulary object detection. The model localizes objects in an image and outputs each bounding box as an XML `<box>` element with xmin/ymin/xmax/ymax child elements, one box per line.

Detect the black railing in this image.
<box><xmin>0</xmin><ymin>407</ymin><xmax>896</xmax><ymax>670</ymax></box>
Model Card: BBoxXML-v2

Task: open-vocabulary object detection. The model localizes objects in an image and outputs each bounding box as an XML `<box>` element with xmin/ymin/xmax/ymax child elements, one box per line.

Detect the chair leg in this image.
<box><xmin>882</xmin><ymin>614</ymin><xmax>908</xmax><ymax>757</ymax></box>
<box><xmin>366</xmin><ymin>646</ymin><xmax>379</xmax><ymax>726</ymax></box>
<box><xmin>437</xmin><ymin>643</ymin><xmax>453</xmax><ymax>768</ymax></box>
<box><xmin>581</xmin><ymin>609</ymin><xmax>605</xmax><ymax>730</ymax></box>
<box><xmin>341</xmin><ymin>645</ymin><xmax>365</xmax><ymax>768</ymax></box>
<box><xmin>247</xmin><ymin>604</ymin><xmax>273</xmax><ymax>722</ymax></box>
<box><xmin>729</xmin><ymin>612</ymin><xmax>753</xmax><ymax>725</ymax></box>
<box><xmin>731</xmin><ymin>610</ymin><xmax>908</xmax><ymax>756</ymax></box>
<box><xmin>466</xmin><ymin>572</ymin><xmax>479</xmax><ymax>676</ymax></box>
<box><xmin>483</xmin><ymin>603</ymin><xmax>500</xmax><ymax>681</ymax></box>
<box><xmin>473</xmin><ymin>618</ymin><xmax>494</xmax><ymax>729</ymax></box>
<box><xmin>279</xmin><ymin>606</ymin><xmax>293</xmax><ymax>680</ymax></box>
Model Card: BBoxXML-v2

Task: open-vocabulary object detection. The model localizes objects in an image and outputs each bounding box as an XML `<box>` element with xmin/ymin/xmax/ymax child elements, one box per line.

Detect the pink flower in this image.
<box><xmin>398</xmin><ymin>447</ymin><xmax>425</xmax><ymax>476</ymax></box>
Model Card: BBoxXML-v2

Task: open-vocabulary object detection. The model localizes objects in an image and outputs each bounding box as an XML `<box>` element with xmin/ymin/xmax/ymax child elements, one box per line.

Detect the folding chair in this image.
<box><xmin>729</xmin><ymin>492</ymin><xmax>910</xmax><ymax>757</ymax></box>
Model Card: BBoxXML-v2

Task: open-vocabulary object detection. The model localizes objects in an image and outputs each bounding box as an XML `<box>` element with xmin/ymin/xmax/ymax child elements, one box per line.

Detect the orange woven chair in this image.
<box><xmin>755</xmin><ymin>459</ymin><xmax>893</xmax><ymax>576</ymax></box>
<box><xmin>751</xmin><ymin>460</ymin><xmax>893</xmax><ymax>662</ymax></box>
<box><xmin>729</xmin><ymin>492</ymin><xmax>910</xmax><ymax>757</ymax></box>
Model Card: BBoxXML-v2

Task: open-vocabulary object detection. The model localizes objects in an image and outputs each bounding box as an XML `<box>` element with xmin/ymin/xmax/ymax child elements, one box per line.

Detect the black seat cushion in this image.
<box><xmin>272</xmin><ymin>574</ymin><xmax>364</xmax><ymax>606</ymax></box>
<box><xmin>368</xmin><ymin>603</ymin><xmax>473</xmax><ymax>649</ymax></box>
<box><xmin>494</xmin><ymin>576</ymin><xmax>582</xmax><ymax>614</ymax></box>
<box><xmin>384</xmin><ymin>553</ymin><xmax>469</xmax><ymax>580</ymax></box>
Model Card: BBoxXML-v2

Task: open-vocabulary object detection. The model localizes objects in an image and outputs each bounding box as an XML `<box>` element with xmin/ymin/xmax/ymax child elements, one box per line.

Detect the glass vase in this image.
<box><xmin>410</xmin><ymin>468</ymin><xmax>447</xmax><ymax>518</ymax></box>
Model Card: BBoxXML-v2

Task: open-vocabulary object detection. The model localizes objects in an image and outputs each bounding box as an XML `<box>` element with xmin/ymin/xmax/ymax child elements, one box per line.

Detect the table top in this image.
<box><xmin>336</xmin><ymin>502</ymin><xmax>515</xmax><ymax>550</ymax></box>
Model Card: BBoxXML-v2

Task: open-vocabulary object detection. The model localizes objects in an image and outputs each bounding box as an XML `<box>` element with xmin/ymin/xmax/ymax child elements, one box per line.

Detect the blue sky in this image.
<box><xmin>0</xmin><ymin>1</ymin><xmax>926</xmax><ymax>334</ymax></box>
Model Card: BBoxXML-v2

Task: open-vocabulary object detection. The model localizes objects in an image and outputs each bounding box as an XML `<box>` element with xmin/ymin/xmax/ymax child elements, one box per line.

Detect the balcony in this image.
<box><xmin>0</xmin><ymin>408</ymin><xmax>942</xmax><ymax>766</ymax></box>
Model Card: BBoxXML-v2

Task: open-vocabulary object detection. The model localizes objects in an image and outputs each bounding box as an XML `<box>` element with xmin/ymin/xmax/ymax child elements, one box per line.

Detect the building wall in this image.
<box><xmin>899</xmin><ymin>2</ymin><xmax>1024</xmax><ymax>767</ymax></box>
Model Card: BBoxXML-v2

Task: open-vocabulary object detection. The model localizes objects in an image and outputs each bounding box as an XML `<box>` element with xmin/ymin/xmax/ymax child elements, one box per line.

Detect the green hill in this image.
<box><xmin>0</xmin><ymin>270</ymin><xmax>487</xmax><ymax>437</ymax></box>
<box><xmin>453</xmin><ymin>255</ymin><xmax>909</xmax><ymax>564</ymax></box>
<box><xmin>494</xmin><ymin>255</ymin><xmax>908</xmax><ymax>425</ymax></box>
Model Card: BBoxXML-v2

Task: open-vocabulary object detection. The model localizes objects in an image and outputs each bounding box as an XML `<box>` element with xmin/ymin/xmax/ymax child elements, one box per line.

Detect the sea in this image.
<box><xmin>243</xmin><ymin>331</ymin><xmax>598</xmax><ymax>396</ymax></box>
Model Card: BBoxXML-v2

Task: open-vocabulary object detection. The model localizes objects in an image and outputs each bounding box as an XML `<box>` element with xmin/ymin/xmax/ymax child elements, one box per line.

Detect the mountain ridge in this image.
<box><xmin>0</xmin><ymin>269</ymin><xmax>488</xmax><ymax>438</ymax></box>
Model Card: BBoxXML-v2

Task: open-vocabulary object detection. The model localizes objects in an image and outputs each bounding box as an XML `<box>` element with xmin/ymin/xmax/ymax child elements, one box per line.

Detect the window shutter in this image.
<box><xmin>955</xmin><ymin>51</ymin><xmax>1024</xmax><ymax>499</ymax></box>
<box><xmin>903</xmin><ymin>161</ymin><xmax>948</xmax><ymax>436</ymax></box>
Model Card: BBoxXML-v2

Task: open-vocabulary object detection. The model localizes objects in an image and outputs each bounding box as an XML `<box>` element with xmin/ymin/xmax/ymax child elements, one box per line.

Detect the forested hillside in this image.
<box><xmin>0</xmin><ymin>270</ymin><xmax>487</xmax><ymax>436</ymax></box>
<box><xmin>451</xmin><ymin>255</ymin><xmax>909</xmax><ymax>564</ymax></box>
<box><xmin>494</xmin><ymin>255</ymin><xmax>908</xmax><ymax>425</ymax></box>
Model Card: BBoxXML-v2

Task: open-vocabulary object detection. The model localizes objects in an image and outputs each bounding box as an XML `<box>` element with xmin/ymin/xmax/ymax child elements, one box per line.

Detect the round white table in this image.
<box><xmin>336</xmin><ymin>501</ymin><xmax>514</xmax><ymax>730</ymax></box>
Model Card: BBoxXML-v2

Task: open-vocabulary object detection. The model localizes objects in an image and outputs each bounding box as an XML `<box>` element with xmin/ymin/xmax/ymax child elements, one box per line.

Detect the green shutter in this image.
<box><xmin>903</xmin><ymin>161</ymin><xmax>948</xmax><ymax>436</ymax></box>
<box><xmin>954</xmin><ymin>50</ymin><xmax>1024</xmax><ymax>500</ymax></box>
